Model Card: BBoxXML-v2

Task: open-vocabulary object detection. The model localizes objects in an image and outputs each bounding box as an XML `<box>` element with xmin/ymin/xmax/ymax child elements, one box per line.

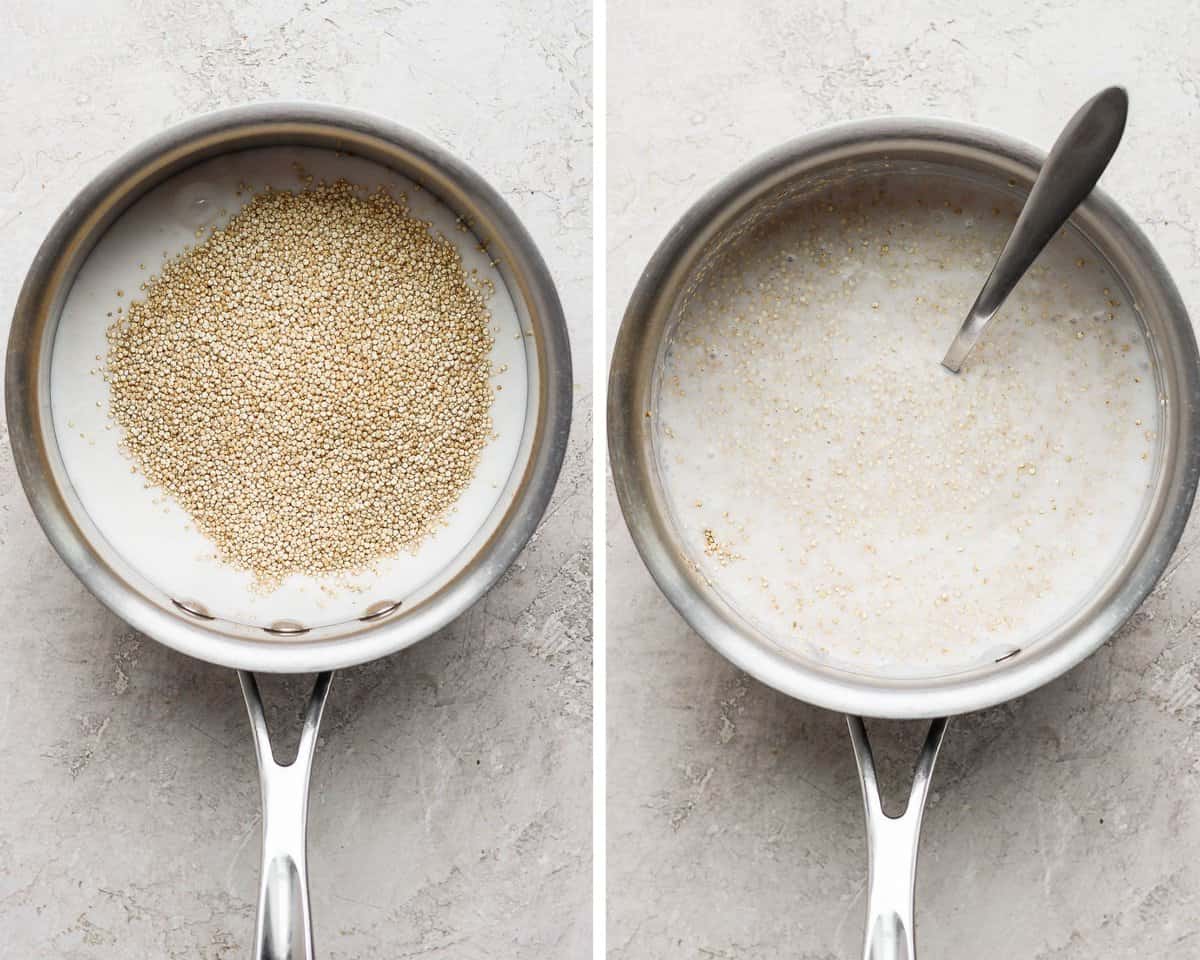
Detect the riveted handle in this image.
<box><xmin>847</xmin><ymin>716</ymin><xmax>949</xmax><ymax>960</ymax></box>
<box><xmin>240</xmin><ymin>671</ymin><xmax>334</xmax><ymax>960</ymax></box>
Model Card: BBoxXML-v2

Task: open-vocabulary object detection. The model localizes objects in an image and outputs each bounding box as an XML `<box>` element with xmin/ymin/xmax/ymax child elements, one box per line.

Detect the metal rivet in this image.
<box><xmin>173</xmin><ymin>598</ymin><xmax>214</xmax><ymax>620</ymax></box>
<box><xmin>995</xmin><ymin>648</ymin><xmax>1021</xmax><ymax>663</ymax></box>
<box><xmin>264</xmin><ymin>620</ymin><xmax>309</xmax><ymax>636</ymax></box>
<box><xmin>360</xmin><ymin>600</ymin><xmax>402</xmax><ymax>622</ymax></box>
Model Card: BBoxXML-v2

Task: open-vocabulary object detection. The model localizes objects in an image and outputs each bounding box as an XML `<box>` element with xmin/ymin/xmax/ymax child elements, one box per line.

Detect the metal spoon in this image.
<box><xmin>941</xmin><ymin>87</ymin><xmax>1128</xmax><ymax>372</ymax></box>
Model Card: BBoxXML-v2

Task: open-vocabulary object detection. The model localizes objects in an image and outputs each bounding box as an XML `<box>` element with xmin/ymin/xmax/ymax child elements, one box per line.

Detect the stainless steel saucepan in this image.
<box><xmin>8</xmin><ymin>104</ymin><xmax>572</xmax><ymax>959</ymax></box>
<box><xmin>608</xmin><ymin>118</ymin><xmax>1200</xmax><ymax>959</ymax></box>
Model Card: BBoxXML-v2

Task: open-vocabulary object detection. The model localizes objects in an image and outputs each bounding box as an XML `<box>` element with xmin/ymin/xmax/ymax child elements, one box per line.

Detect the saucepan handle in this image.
<box><xmin>846</xmin><ymin>715</ymin><xmax>949</xmax><ymax>960</ymax></box>
<box><xmin>239</xmin><ymin>671</ymin><xmax>335</xmax><ymax>960</ymax></box>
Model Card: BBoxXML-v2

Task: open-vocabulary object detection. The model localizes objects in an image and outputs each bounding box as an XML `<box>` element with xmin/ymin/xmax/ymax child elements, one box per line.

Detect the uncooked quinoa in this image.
<box><xmin>104</xmin><ymin>178</ymin><xmax>495</xmax><ymax>588</ymax></box>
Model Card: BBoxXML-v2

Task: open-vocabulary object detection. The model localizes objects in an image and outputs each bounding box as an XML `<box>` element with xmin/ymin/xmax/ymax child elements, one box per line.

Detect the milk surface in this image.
<box><xmin>656</xmin><ymin>176</ymin><xmax>1159</xmax><ymax>675</ymax></box>
<box><xmin>52</xmin><ymin>147</ymin><xmax>530</xmax><ymax>627</ymax></box>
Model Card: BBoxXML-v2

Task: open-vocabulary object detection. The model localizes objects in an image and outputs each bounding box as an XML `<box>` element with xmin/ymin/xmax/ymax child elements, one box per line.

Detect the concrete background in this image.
<box><xmin>0</xmin><ymin>2</ymin><xmax>591</xmax><ymax>957</ymax></box>
<box><xmin>608</xmin><ymin>2</ymin><xmax>1200</xmax><ymax>958</ymax></box>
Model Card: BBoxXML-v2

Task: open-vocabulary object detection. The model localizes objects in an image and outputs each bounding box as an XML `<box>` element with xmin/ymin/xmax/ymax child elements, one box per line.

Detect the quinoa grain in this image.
<box><xmin>105</xmin><ymin>179</ymin><xmax>495</xmax><ymax>587</ymax></box>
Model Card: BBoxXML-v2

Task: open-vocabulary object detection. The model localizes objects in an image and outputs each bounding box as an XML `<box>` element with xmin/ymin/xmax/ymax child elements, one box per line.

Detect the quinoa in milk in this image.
<box><xmin>655</xmin><ymin>176</ymin><xmax>1159</xmax><ymax>672</ymax></box>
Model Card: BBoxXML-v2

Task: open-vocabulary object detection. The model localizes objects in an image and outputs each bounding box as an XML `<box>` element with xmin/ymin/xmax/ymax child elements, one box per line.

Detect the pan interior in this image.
<box><xmin>649</xmin><ymin>161</ymin><xmax>1164</xmax><ymax>682</ymax></box>
<box><xmin>50</xmin><ymin>145</ymin><xmax>535</xmax><ymax>630</ymax></box>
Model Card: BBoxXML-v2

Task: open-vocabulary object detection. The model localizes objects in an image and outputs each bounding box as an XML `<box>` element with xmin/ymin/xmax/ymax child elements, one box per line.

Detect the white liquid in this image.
<box><xmin>52</xmin><ymin>147</ymin><xmax>530</xmax><ymax>628</ymax></box>
<box><xmin>656</xmin><ymin>176</ymin><xmax>1159</xmax><ymax>675</ymax></box>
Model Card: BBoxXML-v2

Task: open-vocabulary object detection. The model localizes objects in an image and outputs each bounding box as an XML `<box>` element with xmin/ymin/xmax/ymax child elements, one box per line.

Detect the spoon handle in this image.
<box><xmin>941</xmin><ymin>86</ymin><xmax>1128</xmax><ymax>372</ymax></box>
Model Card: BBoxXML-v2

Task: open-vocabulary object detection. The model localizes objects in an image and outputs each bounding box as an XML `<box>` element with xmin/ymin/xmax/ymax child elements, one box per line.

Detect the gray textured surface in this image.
<box><xmin>1</xmin><ymin>1</ymin><xmax>591</xmax><ymax>956</ymax></box>
<box><xmin>609</xmin><ymin>3</ymin><xmax>1200</xmax><ymax>958</ymax></box>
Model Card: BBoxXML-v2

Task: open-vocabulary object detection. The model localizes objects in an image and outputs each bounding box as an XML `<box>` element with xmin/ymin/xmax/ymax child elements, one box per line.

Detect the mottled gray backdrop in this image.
<box><xmin>0</xmin><ymin>1</ymin><xmax>592</xmax><ymax>956</ymax></box>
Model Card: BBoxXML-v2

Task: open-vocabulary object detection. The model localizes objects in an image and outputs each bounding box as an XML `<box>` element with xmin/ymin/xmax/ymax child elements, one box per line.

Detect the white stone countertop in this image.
<box><xmin>608</xmin><ymin>3</ymin><xmax>1200</xmax><ymax>958</ymax></box>
<box><xmin>0</xmin><ymin>2</ymin><xmax>592</xmax><ymax>956</ymax></box>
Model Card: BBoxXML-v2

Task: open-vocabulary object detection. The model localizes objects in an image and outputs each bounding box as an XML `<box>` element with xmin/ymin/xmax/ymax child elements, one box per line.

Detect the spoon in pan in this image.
<box><xmin>941</xmin><ymin>86</ymin><xmax>1128</xmax><ymax>372</ymax></box>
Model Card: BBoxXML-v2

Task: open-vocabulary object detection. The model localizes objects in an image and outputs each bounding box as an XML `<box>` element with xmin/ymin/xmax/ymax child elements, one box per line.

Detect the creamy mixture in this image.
<box><xmin>655</xmin><ymin>176</ymin><xmax>1159</xmax><ymax>674</ymax></box>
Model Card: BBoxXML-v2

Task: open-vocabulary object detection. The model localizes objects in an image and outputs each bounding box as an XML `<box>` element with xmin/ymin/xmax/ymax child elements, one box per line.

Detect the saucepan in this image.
<box><xmin>8</xmin><ymin>104</ymin><xmax>572</xmax><ymax>959</ymax></box>
<box><xmin>608</xmin><ymin>118</ymin><xmax>1200</xmax><ymax>958</ymax></box>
